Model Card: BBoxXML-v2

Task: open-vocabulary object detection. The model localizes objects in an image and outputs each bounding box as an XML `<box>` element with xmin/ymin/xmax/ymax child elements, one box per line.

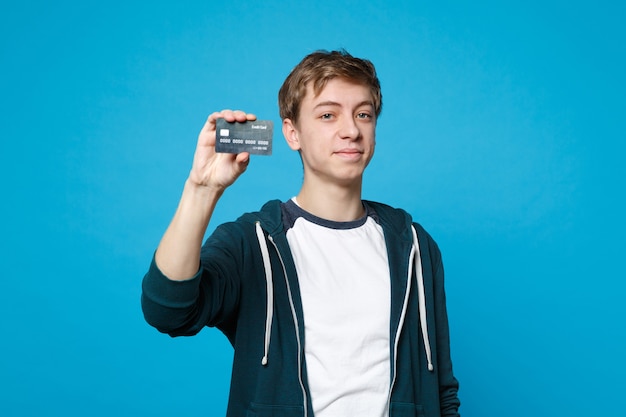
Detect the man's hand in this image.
<box><xmin>154</xmin><ymin>109</ymin><xmax>257</xmax><ymax>281</ymax></box>
<box><xmin>189</xmin><ymin>109</ymin><xmax>257</xmax><ymax>191</ymax></box>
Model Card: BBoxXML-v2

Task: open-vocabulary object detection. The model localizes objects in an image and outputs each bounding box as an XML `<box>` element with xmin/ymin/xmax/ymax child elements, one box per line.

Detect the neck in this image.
<box><xmin>295</xmin><ymin>177</ymin><xmax>364</xmax><ymax>222</ymax></box>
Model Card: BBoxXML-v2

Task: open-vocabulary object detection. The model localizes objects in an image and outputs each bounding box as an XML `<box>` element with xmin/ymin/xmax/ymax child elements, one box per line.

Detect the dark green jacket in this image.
<box><xmin>142</xmin><ymin>200</ymin><xmax>460</xmax><ymax>416</ymax></box>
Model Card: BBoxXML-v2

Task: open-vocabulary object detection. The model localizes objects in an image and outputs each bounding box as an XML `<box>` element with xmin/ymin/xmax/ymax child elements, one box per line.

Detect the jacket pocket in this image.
<box><xmin>389</xmin><ymin>402</ymin><xmax>425</xmax><ymax>417</ymax></box>
<box><xmin>246</xmin><ymin>402</ymin><xmax>304</xmax><ymax>417</ymax></box>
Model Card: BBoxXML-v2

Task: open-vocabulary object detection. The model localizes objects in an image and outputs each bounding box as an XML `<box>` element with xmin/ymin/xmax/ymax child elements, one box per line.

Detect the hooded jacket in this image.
<box><xmin>142</xmin><ymin>199</ymin><xmax>460</xmax><ymax>417</ymax></box>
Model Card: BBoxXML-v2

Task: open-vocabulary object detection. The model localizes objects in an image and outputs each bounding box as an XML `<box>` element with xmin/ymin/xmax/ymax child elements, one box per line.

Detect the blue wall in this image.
<box><xmin>1</xmin><ymin>1</ymin><xmax>624</xmax><ymax>416</ymax></box>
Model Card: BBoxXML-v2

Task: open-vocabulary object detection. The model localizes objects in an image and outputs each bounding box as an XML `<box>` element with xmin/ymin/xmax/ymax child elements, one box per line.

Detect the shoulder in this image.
<box><xmin>363</xmin><ymin>200</ymin><xmax>430</xmax><ymax>235</ymax></box>
<box><xmin>363</xmin><ymin>200</ymin><xmax>411</xmax><ymax>229</ymax></box>
<box><xmin>201</xmin><ymin>200</ymin><xmax>284</xmax><ymax>262</ymax></box>
<box><xmin>207</xmin><ymin>199</ymin><xmax>284</xmax><ymax>242</ymax></box>
<box><xmin>364</xmin><ymin>200</ymin><xmax>441</xmax><ymax>254</ymax></box>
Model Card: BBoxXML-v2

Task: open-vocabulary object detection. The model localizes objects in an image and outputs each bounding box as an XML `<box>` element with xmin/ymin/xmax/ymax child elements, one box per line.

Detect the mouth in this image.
<box><xmin>334</xmin><ymin>148</ymin><xmax>363</xmax><ymax>157</ymax></box>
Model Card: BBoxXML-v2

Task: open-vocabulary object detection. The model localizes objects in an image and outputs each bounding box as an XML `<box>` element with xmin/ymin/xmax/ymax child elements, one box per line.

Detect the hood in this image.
<box><xmin>240</xmin><ymin>199</ymin><xmax>434</xmax><ymax>372</ymax></box>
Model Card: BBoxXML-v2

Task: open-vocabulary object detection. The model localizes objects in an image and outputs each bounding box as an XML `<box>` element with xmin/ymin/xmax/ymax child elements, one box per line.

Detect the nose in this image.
<box><xmin>339</xmin><ymin>116</ymin><xmax>360</xmax><ymax>140</ymax></box>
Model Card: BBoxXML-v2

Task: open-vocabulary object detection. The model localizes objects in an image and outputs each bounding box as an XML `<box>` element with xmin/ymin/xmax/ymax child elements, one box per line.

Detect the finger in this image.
<box><xmin>233</xmin><ymin>152</ymin><xmax>251</xmax><ymax>175</ymax></box>
<box><xmin>199</xmin><ymin>112</ymin><xmax>232</xmax><ymax>149</ymax></box>
<box><xmin>235</xmin><ymin>152</ymin><xmax>250</xmax><ymax>164</ymax></box>
<box><xmin>216</xmin><ymin>109</ymin><xmax>238</xmax><ymax>123</ymax></box>
<box><xmin>232</xmin><ymin>110</ymin><xmax>246</xmax><ymax>119</ymax></box>
<box><xmin>201</xmin><ymin>110</ymin><xmax>256</xmax><ymax>142</ymax></box>
<box><xmin>223</xmin><ymin>110</ymin><xmax>256</xmax><ymax>123</ymax></box>
<box><xmin>204</xmin><ymin>110</ymin><xmax>230</xmax><ymax>132</ymax></box>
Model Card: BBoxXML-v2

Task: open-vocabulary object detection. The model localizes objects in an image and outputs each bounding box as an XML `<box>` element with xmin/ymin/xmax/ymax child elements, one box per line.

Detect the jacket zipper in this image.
<box><xmin>387</xmin><ymin>244</ymin><xmax>415</xmax><ymax>414</ymax></box>
<box><xmin>268</xmin><ymin>235</ymin><xmax>309</xmax><ymax>417</ymax></box>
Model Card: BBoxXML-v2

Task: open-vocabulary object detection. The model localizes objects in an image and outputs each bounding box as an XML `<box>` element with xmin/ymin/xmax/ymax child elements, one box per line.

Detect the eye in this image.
<box><xmin>356</xmin><ymin>112</ymin><xmax>372</xmax><ymax>120</ymax></box>
<box><xmin>320</xmin><ymin>113</ymin><xmax>333</xmax><ymax>120</ymax></box>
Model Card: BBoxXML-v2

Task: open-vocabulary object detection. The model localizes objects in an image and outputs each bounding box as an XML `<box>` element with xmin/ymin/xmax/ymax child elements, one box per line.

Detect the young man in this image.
<box><xmin>142</xmin><ymin>50</ymin><xmax>461</xmax><ymax>417</ymax></box>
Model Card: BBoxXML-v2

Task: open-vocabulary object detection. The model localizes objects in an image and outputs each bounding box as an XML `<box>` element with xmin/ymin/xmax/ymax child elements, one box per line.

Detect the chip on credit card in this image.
<box><xmin>215</xmin><ymin>118</ymin><xmax>273</xmax><ymax>156</ymax></box>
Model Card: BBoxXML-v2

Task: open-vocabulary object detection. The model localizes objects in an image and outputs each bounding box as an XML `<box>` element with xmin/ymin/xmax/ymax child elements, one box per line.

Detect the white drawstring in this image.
<box><xmin>412</xmin><ymin>225</ymin><xmax>434</xmax><ymax>371</ymax></box>
<box><xmin>255</xmin><ymin>220</ymin><xmax>431</xmax><ymax>374</ymax></box>
<box><xmin>255</xmin><ymin>221</ymin><xmax>274</xmax><ymax>366</ymax></box>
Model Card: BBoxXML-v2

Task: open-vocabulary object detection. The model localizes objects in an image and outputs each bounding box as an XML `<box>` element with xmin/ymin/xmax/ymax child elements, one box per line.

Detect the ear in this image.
<box><xmin>282</xmin><ymin>118</ymin><xmax>301</xmax><ymax>151</ymax></box>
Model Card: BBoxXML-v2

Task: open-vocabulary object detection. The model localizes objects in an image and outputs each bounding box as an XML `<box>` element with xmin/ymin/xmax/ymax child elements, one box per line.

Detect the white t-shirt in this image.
<box><xmin>283</xmin><ymin>199</ymin><xmax>391</xmax><ymax>417</ymax></box>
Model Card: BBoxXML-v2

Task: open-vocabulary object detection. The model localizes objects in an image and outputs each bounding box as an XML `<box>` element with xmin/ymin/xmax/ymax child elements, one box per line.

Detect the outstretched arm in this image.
<box><xmin>155</xmin><ymin>109</ymin><xmax>256</xmax><ymax>281</ymax></box>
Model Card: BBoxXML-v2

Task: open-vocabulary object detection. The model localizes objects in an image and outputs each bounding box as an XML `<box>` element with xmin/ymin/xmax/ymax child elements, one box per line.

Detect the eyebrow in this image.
<box><xmin>313</xmin><ymin>100</ymin><xmax>374</xmax><ymax>110</ymax></box>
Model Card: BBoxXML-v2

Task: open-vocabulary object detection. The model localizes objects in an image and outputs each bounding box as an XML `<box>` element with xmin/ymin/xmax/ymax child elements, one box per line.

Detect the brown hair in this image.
<box><xmin>278</xmin><ymin>50</ymin><xmax>382</xmax><ymax>123</ymax></box>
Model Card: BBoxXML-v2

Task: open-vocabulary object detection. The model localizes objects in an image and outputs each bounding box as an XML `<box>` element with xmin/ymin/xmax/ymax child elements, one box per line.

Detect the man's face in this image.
<box><xmin>282</xmin><ymin>78</ymin><xmax>377</xmax><ymax>187</ymax></box>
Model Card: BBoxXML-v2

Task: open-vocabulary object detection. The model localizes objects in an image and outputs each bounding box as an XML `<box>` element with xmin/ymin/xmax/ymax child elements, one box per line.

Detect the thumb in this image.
<box><xmin>234</xmin><ymin>152</ymin><xmax>251</xmax><ymax>174</ymax></box>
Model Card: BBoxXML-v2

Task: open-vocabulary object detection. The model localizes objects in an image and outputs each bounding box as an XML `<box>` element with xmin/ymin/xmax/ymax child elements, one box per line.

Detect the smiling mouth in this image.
<box><xmin>334</xmin><ymin>149</ymin><xmax>364</xmax><ymax>162</ymax></box>
<box><xmin>335</xmin><ymin>149</ymin><xmax>363</xmax><ymax>155</ymax></box>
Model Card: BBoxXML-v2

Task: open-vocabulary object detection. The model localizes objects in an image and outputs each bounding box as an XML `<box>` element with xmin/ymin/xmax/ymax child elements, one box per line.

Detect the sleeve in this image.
<box><xmin>141</xmin><ymin>256</ymin><xmax>206</xmax><ymax>336</ymax></box>
<box><xmin>140</xmin><ymin>222</ymin><xmax>246</xmax><ymax>339</ymax></box>
<box><xmin>430</xmin><ymin>237</ymin><xmax>462</xmax><ymax>416</ymax></box>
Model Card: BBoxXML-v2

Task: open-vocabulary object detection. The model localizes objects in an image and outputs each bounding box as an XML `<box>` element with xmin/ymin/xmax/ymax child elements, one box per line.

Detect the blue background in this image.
<box><xmin>1</xmin><ymin>1</ymin><xmax>624</xmax><ymax>416</ymax></box>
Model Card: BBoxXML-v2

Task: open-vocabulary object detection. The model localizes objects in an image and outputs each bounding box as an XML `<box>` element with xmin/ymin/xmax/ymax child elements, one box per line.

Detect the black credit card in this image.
<box><xmin>215</xmin><ymin>119</ymin><xmax>273</xmax><ymax>155</ymax></box>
